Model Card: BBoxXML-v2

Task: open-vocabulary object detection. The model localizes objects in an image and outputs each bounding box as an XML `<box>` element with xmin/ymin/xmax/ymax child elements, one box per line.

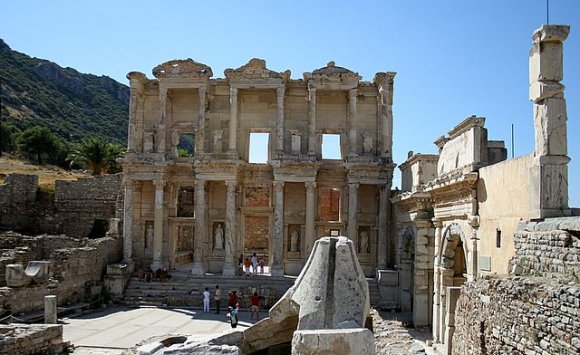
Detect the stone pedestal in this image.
<box><xmin>292</xmin><ymin>329</ymin><xmax>374</xmax><ymax>355</ymax></box>
<box><xmin>44</xmin><ymin>295</ymin><xmax>57</xmax><ymax>324</ymax></box>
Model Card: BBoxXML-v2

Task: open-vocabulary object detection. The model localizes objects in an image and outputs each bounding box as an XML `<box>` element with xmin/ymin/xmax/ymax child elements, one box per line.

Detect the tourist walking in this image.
<box><xmin>251</xmin><ymin>253</ymin><xmax>258</xmax><ymax>275</ymax></box>
<box><xmin>214</xmin><ymin>285</ymin><xmax>221</xmax><ymax>314</ymax></box>
<box><xmin>203</xmin><ymin>287</ymin><xmax>211</xmax><ymax>313</ymax></box>
<box><xmin>227</xmin><ymin>305</ymin><xmax>239</xmax><ymax>328</ymax></box>
<box><xmin>244</xmin><ymin>257</ymin><xmax>251</xmax><ymax>276</ymax></box>
<box><xmin>249</xmin><ymin>292</ymin><xmax>261</xmax><ymax>320</ymax></box>
<box><xmin>238</xmin><ymin>254</ymin><xmax>244</xmax><ymax>276</ymax></box>
<box><xmin>259</xmin><ymin>258</ymin><xmax>265</xmax><ymax>275</ymax></box>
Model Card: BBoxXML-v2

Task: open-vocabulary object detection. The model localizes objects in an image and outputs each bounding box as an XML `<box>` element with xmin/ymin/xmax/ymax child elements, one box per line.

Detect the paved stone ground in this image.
<box><xmin>63</xmin><ymin>306</ymin><xmax>437</xmax><ymax>354</ymax></box>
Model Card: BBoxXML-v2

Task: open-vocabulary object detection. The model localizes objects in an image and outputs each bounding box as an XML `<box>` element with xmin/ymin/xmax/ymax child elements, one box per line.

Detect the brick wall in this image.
<box><xmin>452</xmin><ymin>276</ymin><xmax>579</xmax><ymax>354</ymax></box>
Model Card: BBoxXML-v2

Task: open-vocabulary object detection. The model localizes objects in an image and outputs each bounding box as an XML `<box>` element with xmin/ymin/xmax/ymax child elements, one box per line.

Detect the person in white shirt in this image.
<box><xmin>214</xmin><ymin>285</ymin><xmax>221</xmax><ymax>314</ymax></box>
<box><xmin>203</xmin><ymin>287</ymin><xmax>211</xmax><ymax>313</ymax></box>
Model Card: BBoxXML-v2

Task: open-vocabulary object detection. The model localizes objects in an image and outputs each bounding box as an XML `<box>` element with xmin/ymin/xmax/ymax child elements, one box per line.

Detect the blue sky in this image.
<box><xmin>2</xmin><ymin>0</ymin><xmax>579</xmax><ymax>206</ymax></box>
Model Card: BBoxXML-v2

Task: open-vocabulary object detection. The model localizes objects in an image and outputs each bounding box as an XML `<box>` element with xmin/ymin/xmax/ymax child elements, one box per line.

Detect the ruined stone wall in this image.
<box><xmin>0</xmin><ymin>235</ymin><xmax>122</xmax><ymax>314</ymax></box>
<box><xmin>0</xmin><ymin>324</ymin><xmax>68</xmax><ymax>355</ymax></box>
<box><xmin>0</xmin><ymin>174</ymin><xmax>38</xmax><ymax>232</ymax></box>
<box><xmin>452</xmin><ymin>276</ymin><xmax>579</xmax><ymax>355</ymax></box>
<box><xmin>510</xmin><ymin>217</ymin><xmax>580</xmax><ymax>279</ymax></box>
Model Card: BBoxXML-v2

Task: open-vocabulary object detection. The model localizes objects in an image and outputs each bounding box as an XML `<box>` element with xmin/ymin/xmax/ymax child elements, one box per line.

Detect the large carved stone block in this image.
<box><xmin>292</xmin><ymin>329</ymin><xmax>374</xmax><ymax>355</ymax></box>
<box><xmin>6</xmin><ymin>264</ymin><xmax>31</xmax><ymax>287</ymax></box>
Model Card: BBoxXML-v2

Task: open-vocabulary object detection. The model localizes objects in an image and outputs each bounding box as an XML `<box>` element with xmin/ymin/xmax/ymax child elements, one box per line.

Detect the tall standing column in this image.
<box><xmin>304</xmin><ymin>182</ymin><xmax>317</xmax><ymax>255</ymax></box>
<box><xmin>432</xmin><ymin>219</ymin><xmax>443</xmax><ymax>343</ymax></box>
<box><xmin>223</xmin><ymin>181</ymin><xmax>237</xmax><ymax>276</ymax></box>
<box><xmin>229</xmin><ymin>87</ymin><xmax>238</xmax><ymax>153</ymax></box>
<box><xmin>192</xmin><ymin>180</ymin><xmax>206</xmax><ymax>275</ymax></box>
<box><xmin>276</xmin><ymin>86</ymin><xmax>285</xmax><ymax>152</ymax></box>
<box><xmin>157</xmin><ymin>86</ymin><xmax>167</xmax><ymax>154</ymax></box>
<box><xmin>151</xmin><ymin>180</ymin><xmax>165</xmax><ymax>270</ymax></box>
<box><xmin>377</xmin><ymin>73</ymin><xmax>395</xmax><ymax>158</ymax></box>
<box><xmin>347</xmin><ymin>182</ymin><xmax>359</xmax><ymax>243</ymax></box>
<box><xmin>377</xmin><ymin>184</ymin><xmax>388</xmax><ymax>269</ymax></box>
<box><xmin>196</xmin><ymin>86</ymin><xmax>206</xmax><ymax>154</ymax></box>
<box><xmin>271</xmin><ymin>181</ymin><xmax>285</xmax><ymax>276</ymax></box>
<box><xmin>122</xmin><ymin>179</ymin><xmax>134</xmax><ymax>263</ymax></box>
<box><xmin>348</xmin><ymin>88</ymin><xmax>358</xmax><ymax>156</ymax></box>
<box><xmin>307</xmin><ymin>87</ymin><xmax>317</xmax><ymax>156</ymax></box>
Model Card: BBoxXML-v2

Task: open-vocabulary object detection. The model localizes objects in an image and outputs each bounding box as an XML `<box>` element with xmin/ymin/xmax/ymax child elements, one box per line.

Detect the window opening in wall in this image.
<box><xmin>249</xmin><ymin>132</ymin><xmax>270</xmax><ymax>163</ymax></box>
<box><xmin>496</xmin><ymin>229</ymin><xmax>502</xmax><ymax>248</ymax></box>
<box><xmin>177</xmin><ymin>133</ymin><xmax>195</xmax><ymax>157</ymax></box>
<box><xmin>177</xmin><ymin>187</ymin><xmax>195</xmax><ymax>217</ymax></box>
<box><xmin>322</xmin><ymin>134</ymin><xmax>341</xmax><ymax>160</ymax></box>
<box><xmin>87</xmin><ymin>219</ymin><xmax>108</xmax><ymax>239</ymax></box>
<box><xmin>319</xmin><ymin>187</ymin><xmax>341</xmax><ymax>222</ymax></box>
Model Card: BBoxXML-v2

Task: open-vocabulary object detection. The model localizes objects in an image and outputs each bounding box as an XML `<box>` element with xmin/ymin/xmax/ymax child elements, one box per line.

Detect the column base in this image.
<box><xmin>191</xmin><ymin>262</ymin><xmax>205</xmax><ymax>276</ymax></box>
<box><xmin>270</xmin><ymin>266</ymin><xmax>284</xmax><ymax>277</ymax></box>
<box><xmin>122</xmin><ymin>259</ymin><xmax>135</xmax><ymax>274</ymax></box>
<box><xmin>151</xmin><ymin>260</ymin><xmax>163</xmax><ymax>271</ymax></box>
<box><xmin>222</xmin><ymin>262</ymin><xmax>236</xmax><ymax>277</ymax></box>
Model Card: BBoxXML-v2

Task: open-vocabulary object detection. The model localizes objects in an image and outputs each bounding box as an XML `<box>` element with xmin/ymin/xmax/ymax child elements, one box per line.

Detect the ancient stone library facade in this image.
<box><xmin>122</xmin><ymin>59</ymin><xmax>395</xmax><ymax>277</ymax></box>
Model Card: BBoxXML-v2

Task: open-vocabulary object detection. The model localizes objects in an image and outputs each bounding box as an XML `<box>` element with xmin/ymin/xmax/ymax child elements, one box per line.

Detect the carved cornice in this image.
<box><xmin>153</xmin><ymin>59</ymin><xmax>213</xmax><ymax>79</ymax></box>
<box><xmin>304</xmin><ymin>61</ymin><xmax>361</xmax><ymax>83</ymax></box>
<box><xmin>447</xmin><ymin>115</ymin><xmax>485</xmax><ymax>140</ymax></box>
<box><xmin>224</xmin><ymin>58</ymin><xmax>290</xmax><ymax>81</ymax></box>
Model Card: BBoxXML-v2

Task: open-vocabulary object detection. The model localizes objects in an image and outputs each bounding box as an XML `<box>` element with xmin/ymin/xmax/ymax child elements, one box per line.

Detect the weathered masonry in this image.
<box><xmin>121</xmin><ymin>59</ymin><xmax>395</xmax><ymax>277</ymax></box>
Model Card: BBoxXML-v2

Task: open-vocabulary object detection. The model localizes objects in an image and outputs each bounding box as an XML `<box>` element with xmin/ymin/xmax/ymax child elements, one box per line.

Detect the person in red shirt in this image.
<box><xmin>249</xmin><ymin>292</ymin><xmax>261</xmax><ymax>320</ymax></box>
<box><xmin>228</xmin><ymin>290</ymin><xmax>238</xmax><ymax>308</ymax></box>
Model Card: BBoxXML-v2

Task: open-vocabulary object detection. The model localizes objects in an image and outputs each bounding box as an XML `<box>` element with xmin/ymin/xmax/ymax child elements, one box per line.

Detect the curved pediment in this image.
<box><xmin>224</xmin><ymin>58</ymin><xmax>291</xmax><ymax>81</ymax></box>
<box><xmin>152</xmin><ymin>59</ymin><xmax>213</xmax><ymax>79</ymax></box>
<box><xmin>304</xmin><ymin>61</ymin><xmax>361</xmax><ymax>82</ymax></box>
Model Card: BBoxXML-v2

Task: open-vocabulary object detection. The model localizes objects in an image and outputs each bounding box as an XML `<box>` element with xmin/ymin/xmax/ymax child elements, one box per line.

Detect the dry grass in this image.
<box><xmin>0</xmin><ymin>154</ymin><xmax>88</xmax><ymax>190</ymax></box>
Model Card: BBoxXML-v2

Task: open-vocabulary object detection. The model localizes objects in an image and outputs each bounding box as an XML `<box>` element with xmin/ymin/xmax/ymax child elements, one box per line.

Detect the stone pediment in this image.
<box><xmin>304</xmin><ymin>61</ymin><xmax>361</xmax><ymax>82</ymax></box>
<box><xmin>152</xmin><ymin>59</ymin><xmax>213</xmax><ymax>79</ymax></box>
<box><xmin>224</xmin><ymin>58</ymin><xmax>291</xmax><ymax>81</ymax></box>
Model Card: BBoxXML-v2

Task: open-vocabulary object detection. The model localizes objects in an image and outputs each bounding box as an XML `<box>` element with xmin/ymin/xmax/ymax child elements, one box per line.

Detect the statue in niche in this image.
<box><xmin>359</xmin><ymin>230</ymin><xmax>369</xmax><ymax>254</ymax></box>
<box><xmin>213</xmin><ymin>130</ymin><xmax>223</xmax><ymax>153</ymax></box>
<box><xmin>145</xmin><ymin>222</ymin><xmax>154</xmax><ymax>249</ymax></box>
<box><xmin>290</xmin><ymin>230</ymin><xmax>300</xmax><ymax>252</ymax></box>
<box><xmin>144</xmin><ymin>132</ymin><xmax>154</xmax><ymax>153</ymax></box>
<box><xmin>214</xmin><ymin>223</ymin><xmax>224</xmax><ymax>250</ymax></box>
<box><xmin>362</xmin><ymin>132</ymin><xmax>373</xmax><ymax>154</ymax></box>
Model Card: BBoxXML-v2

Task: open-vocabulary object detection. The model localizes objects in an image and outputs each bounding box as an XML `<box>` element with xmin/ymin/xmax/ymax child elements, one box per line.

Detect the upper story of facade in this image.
<box><xmin>124</xmin><ymin>58</ymin><xmax>395</xmax><ymax>168</ymax></box>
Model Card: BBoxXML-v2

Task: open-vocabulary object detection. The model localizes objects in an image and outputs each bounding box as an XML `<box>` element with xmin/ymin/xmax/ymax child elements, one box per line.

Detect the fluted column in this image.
<box><xmin>377</xmin><ymin>184</ymin><xmax>389</xmax><ymax>269</ymax></box>
<box><xmin>432</xmin><ymin>219</ymin><xmax>443</xmax><ymax>343</ymax></box>
<box><xmin>304</xmin><ymin>182</ymin><xmax>317</xmax><ymax>254</ymax></box>
<box><xmin>271</xmin><ymin>181</ymin><xmax>285</xmax><ymax>276</ymax></box>
<box><xmin>307</xmin><ymin>87</ymin><xmax>317</xmax><ymax>156</ymax></box>
<box><xmin>122</xmin><ymin>179</ymin><xmax>134</xmax><ymax>263</ymax></box>
<box><xmin>192</xmin><ymin>180</ymin><xmax>206</xmax><ymax>275</ymax></box>
<box><xmin>229</xmin><ymin>87</ymin><xmax>238</xmax><ymax>153</ymax></box>
<box><xmin>151</xmin><ymin>180</ymin><xmax>165</xmax><ymax>270</ymax></box>
<box><xmin>348</xmin><ymin>88</ymin><xmax>358</xmax><ymax>156</ymax></box>
<box><xmin>347</xmin><ymin>183</ymin><xmax>359</xmax><ymax>243</ymax></box>
<box><xmin>196</xmin><ymin>86</ymin><xmax>206</xmax><ymax>154</ymax></box>
<box><xmin>276</xmin><ymin>86</ymin><xmax>285</xmax><ymax>152</ymax></box>
<box><xmin>223</xmin><ymin>181</ymin><xmax>237</xmax><ymax>276</ymax></box>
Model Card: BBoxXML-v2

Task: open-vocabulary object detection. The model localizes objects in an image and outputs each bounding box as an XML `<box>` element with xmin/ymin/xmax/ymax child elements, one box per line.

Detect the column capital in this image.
<box><xmin>276</xmin><ymin>86</ymin><xmax>285</xmax><ymax>97</ymax></box>
<box><xmin>273</xmin><ymin>181</ymin><xmax>285</xmax><ymax>192</ymax></box>
<box><xmin>348</xmin><ymin>182</ymin><xmax>360</xmax><ymax>189</ymax></box>
<box><xmin>195</xmin><ymin>179</ymin><xmax>206</xmax><ymax>189</ymax></box>
<box><xmin>432</xmin><ymin>218</ymin><xmax>443</xmax><ymax>228</ymax></box>
<box><xmin>225</xmin><ymin>180</ymin><xmax>237</xmax><ymax>191</ymax></box>
<box><xmin>349</xmin><ymin>88</ymin><xmax>357</xmax><ymax>98</ymax></box>
<box><xmin>305</xmin><ymin>181</ymin><xmax>317</xmax><ymax>192</ymax></box>
<box><xmin>153</xmin><ymin>179</ymin><xmax>166</xmax><ymax>188</ymax></box>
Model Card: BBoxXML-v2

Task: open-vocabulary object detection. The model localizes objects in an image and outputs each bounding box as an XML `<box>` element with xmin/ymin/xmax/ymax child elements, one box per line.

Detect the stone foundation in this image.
<box><xmin>0</xmin><ymin>324</ymin><xmax>68</xmax><ymax>355</ymax></box>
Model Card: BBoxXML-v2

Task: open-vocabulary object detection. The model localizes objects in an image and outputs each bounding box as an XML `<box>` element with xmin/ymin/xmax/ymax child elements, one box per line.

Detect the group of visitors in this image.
<box><xmin>137</xmin><ymin>266</ymin><xmax>171</xmax><ymax>283</ymax></box>
<box><xmin>201</xmin><ymin>285</ymin><xmax>263</xmax><ymax>328</ymax></box>
<box><xmin>238</xmin><ymin>253</ymin><xmax>266</xmax><ymax>276</ymax></box>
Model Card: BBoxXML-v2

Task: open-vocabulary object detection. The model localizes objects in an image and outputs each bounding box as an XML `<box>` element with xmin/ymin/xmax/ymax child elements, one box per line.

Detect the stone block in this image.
<box><xmin>291</xmin><ymin>328</ymin><xmax>374</xmax><ymax>355</ymax></box>
<box><xmin>5</xmin><ymin>264</ymin><xmax>31</xmax><ymax>287</ymax></box>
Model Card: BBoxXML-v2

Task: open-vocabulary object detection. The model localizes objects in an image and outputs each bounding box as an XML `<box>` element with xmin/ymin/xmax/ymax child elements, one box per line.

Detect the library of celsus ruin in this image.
<box><xmin>122</xmin><ymin>59</ymin><xmax>396</xmax><ymax>277</ymax></box>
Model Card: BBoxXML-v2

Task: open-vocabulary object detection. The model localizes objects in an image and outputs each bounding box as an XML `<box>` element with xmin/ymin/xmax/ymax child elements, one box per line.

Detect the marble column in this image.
<box><xmin>167</xmin><ymin>183</ymin><xmax>178</xmax><ymax>270</ymax></box>
<box><xmin>271</xmin><ymin>181</ymin><xmax>285</xmax><ymax>276</ymax></box>
<box><xmin>276</xmin><ymin>86</ymin><xmax>285</xmax><ymax>152</ymax></box>
<box><xmin>304</xmin><ymin>182</ymin><xmax>317</xmax><ymax>254</ymax></box>
<box><xmin>196</xmin><ymin>86</ymin><xmax>206</xmax><ymax>154</ymax></box>
<box><xmin>128</xmin><ymin>92</ymin><xmax>138</xmax><ymax>152</ymax></box>
<box><xmin>432</xmin><ymin>219</ymin><xmax>443</xmax><ymax>343</ymax></box>
<box><xmin>377</xmin><ymin>184</ymin><xmax>388</xmax><ymax>269</ymax></box>
<box><xmin>347</xmin><ymin>182</ymin><xmax>359</xmax><ymax>243</ymax></box>
<box><xmin>348</xmin><ymin>88</ymin><xmax>358</xmax><ymax>156</ymax></box>
<box><xmin>307</xmin><ymin>87</ymin><xmax>317</xmax><ymax>156</ymax></box>
<box><xmin>122</xmin><ymin>179</ymin><xmax>134</xmax><ymax>263</ymax></box>
<box><xmin>157</xmin><ymin>86</ymin><xmax>167</xmax><ymax>154</ymax></box>
<box><xmin>377</xmin><ymin>74</ymin><xmax>395</xmax><ymax>158</ymax></box>
<box><xmin>223</xmin><ymin>181</ymin><xmax>237</xmax><ymax>276</ymax></box>
<box><xmin>151</xmin><ymin>180</ymin><xmax>165</xmax><ymax>270</ymax></box>
<box><xmin>229</xmin><ymin>87</ymin><xmax>238</xmax><ymax>153</ymax></box>
<box><xmin>192</xmin><ymin>180</ymin><xmax>206</xmax><ymax>275</ymax></box>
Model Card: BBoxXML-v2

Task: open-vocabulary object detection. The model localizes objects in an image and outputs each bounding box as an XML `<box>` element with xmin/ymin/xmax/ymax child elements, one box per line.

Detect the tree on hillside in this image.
<box><xmin>16</xmin><ymin>126</ymin><xmax>59</xmax><ymax>165</ymax></box>
<box><xmin>67</xmin><ymin>137</ymin><xmax>123</xmax><ymax>175</ymax></box>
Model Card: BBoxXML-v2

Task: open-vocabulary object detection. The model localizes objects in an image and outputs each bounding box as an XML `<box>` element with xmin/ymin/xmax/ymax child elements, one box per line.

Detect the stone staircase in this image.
<box><xmin>123</xmin><ymin>273</ymin><xmax>383</xmax><ymax>309</ymax></box>
<box><xmin>123</xmin><ymin>274</ymin><xmax>296</xmax><ymax>309</ymax></box>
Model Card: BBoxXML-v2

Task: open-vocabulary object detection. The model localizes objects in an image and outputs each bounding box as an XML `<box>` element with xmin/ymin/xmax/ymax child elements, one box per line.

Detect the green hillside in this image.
<box><xmin>0</xmin><ymin>38</ymin><xmax>129</xmax><ymax>148</ymax></box>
